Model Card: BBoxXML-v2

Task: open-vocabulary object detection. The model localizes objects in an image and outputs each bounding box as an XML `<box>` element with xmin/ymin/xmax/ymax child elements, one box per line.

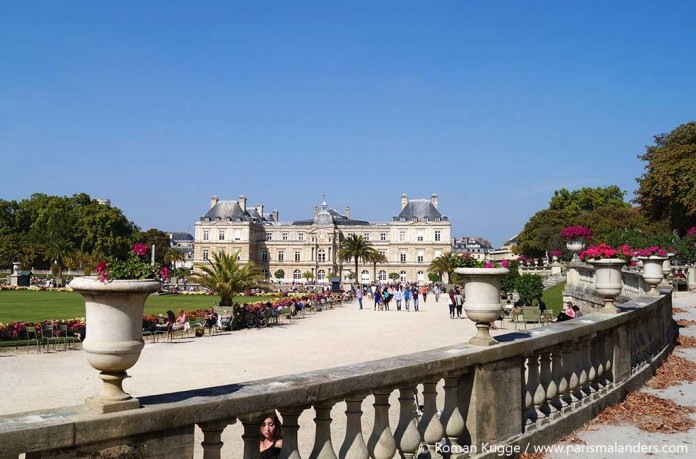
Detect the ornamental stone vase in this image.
<box><xmin>566</xmin><ymin>238</ymin><xmax>585</xmax><ymax>262</ymax></box>
<box><xmin>638</xmin><ymin>256</ymin><xmax>667</xmax><ymax>296</ymax></box>
<box><xmin>455</xmin><ymin>267</ymin><xmax>508</xmax><ymax>346</ymax></box>
<box><xmin>663</xmin><ymin>254</ymin><xmax>674</xmax><ymax>277</ymax></box>
<box><xmin>69</xmin><ymin>277</ymin><xmax>160</xmax><ymax>413</ymax></box>
<box><xmin>589</xmin><ymin>259</ymin><xmax>625</xmax><ymax>313</ymax></box>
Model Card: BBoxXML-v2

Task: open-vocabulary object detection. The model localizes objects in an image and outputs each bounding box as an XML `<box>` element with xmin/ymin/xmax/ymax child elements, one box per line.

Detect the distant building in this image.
<box><xmin>488</xmin><ymin>233</ymin><xmax>519</xmax><ymax>261</ymax></box>
<box><xmin>167</xmin><ymin>232</ymin><xmax>194</xmax><ymax>269</ymax></box>
<box><xmin>451</xmin><ymin>237</ymin><xmax>494</xmax><ymax>261</ymax></box>
<box><xmin>192</xmin><ymin>194</ymin><xmax>452</xmax><ymax>284</ymax></box>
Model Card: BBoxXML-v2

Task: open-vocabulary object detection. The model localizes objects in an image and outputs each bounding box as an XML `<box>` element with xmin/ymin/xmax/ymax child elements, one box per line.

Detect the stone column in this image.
<box><xmin>339</xmin><ymin>397</ymin><xmax>369</xmax><ymax>459</ymax></box>
<box><xmin>309</xmin><ymin>402</ymin><xmax>337</xmax><ymax>459</ymax></box>
<box><xmin>394</xmin><ymin>387</ymin><xmax>421</xmax><ymax>459</ymax></box>
<box><xmin>549</xmin><ymin>347</ymin><xmax>564</xmax><ymax>418</ymax></box>
<box><xmin>580</xmin><ymin>336</ymin><xmax>596</xmax><ymax>401</ymax></box>
<box><xmin>367</xmin><ymin>389</ymin><xmax>396</xmax><ymax>459</ymax></box>
<box><xmin>278</xmin><ymin>407</ymin><xmax>305</xmax><ymax>459</ymax></box>
<box><xmin>199</xmin><ymin>418</ymin><xmax>236</xmax><ymax>459</ymax></box>
<box><xmin>562</xmin><ymin>343</ymin><xmax>579</xmax><ymax>413</ymax></box>
<box><xmin>417</xmin><ymin>380</ymin><xmax>444</xmax><ymax>458</ymax></box>
<box><xmin>538</xmin><ymin>350</ymin><xmax>553</xmax><ymax>423</ymax></box>
<box><xmin>240</xmin><ymin>413</ymin><xmax>266</xmax><ymax>459</ymax></box>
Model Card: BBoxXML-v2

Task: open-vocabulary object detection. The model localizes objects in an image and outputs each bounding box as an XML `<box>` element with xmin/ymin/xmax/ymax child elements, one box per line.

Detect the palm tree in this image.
<box><xmin>367</xmin><ymin>248</ymin><xmax>387</xmax><ymax>283</ymax></box>
<box><xmin>164</xmin><ymin>247</ymin><xmax>186</xmax><ymax>279</ymax></box>
<box><xmin>301</xmin><ymin>271</ymin><xmax>315</xmax><ymax>283</ymax></box>
<box><xmin>45</xmin><ymin>238</ymin><xmax>76</xmax><ymax>279</ymax></box>
<box><xmin>427</xmin><ymin>252</ymin><xmax>460</xmax><ymax>283</ymax></box>
<box><xmin>338</xmin><ymin>234</ymin><xmax>373</xmax><ymax>286</ymax></box>
<box><xmin>190</xmin><ymin>251</ymin><xmax>263</xmax><ymax>306</ymax></box>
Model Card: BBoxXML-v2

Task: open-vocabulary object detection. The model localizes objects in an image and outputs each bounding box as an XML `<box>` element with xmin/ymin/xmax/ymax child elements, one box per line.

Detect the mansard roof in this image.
<box><xmin>201</xmin><ymin>200</ymin><xmax>267</xmax><ymax>222</ymax></box>
<box><xmin>291</xmin><ymin>208</ymin><xmax>370</xmax><ymax>226</ymax></box>
<box><xmin>168</xmin><ymin>232</ymin><xmax>194</xmax><ymax>241</ymax></box>
<box><xmin>396</xmin><ymin>199</ymin><xmax>443</xmax><ymax>221</ymax></box>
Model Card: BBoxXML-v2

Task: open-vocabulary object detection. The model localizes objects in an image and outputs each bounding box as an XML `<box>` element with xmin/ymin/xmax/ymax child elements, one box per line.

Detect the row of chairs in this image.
<box><xmin>21</xmin><ymin>324</ymin><xmax>78</xmax><ymax>353</ymax></box>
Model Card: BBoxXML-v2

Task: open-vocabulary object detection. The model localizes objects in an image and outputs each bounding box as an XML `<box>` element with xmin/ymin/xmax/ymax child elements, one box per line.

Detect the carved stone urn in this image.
<box><xmin>566</xmin><ymin>238</ymin><xmax>585</xmax><ymax>262</ymax></box>
<box><xmin>69</xmin><ymin>277</ymin><xmax>160</xmax><ymax>413</ymax></box>
<box><xmin>455</xmin><ymin>267</ymin><xmax>508</xmax><ymax>346</ymax></box>
<box><xmin>589</xmin><ymin>259</ymin><xmax>625</xmax><ymax>313</ymax></box>
<box><xmin>638</xmin><ymin>256</ymin><xmax>667</xmax><ymax>295</ymax></box>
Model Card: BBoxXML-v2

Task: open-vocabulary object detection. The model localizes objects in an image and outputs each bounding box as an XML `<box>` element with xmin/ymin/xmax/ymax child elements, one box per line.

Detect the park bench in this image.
<box><xmin>513</xmin><ymin>307</ymin><xmax>545</xmax><ymax>330</ymax></box>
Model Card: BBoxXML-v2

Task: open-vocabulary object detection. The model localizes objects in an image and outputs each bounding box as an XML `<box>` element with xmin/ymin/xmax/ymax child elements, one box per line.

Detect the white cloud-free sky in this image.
<box><xmin>2</xmin><ymin>1</ymin><xmax>694</xmax><ymax>246</ymax></box>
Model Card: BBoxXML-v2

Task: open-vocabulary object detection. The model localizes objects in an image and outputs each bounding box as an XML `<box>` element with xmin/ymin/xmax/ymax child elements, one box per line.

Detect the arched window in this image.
<box><xmin>261</xmin><ymin>269</ymin><xmax>269</xmax><ymax>279</ymax></box>
<box><xmin>318</xmin><ymin>249</ymin><xmax>326</xmax><ymax>262</ymax></box>
<box><xmin>378</xmin><ymin>270</ymin><xmax>387</xmax><ymax>281</ymax></box>
<box><xmin>318</xmin><ymin>269</ymin><xmax>326</xmax><ymax>280</ymax></box>
<box><xmin>361</xmin><ymin>270</ymin><xmax>370</xmax><ymax>283</ymax></box>
<box><xmin>293</xmin><ymin>269</ymin><xmax>301</xmax><ymax>280</ymax></box>
<box><xmin>400</xmin><ymin>270</ymin><xmax>407</xmax><ymax>282</ymax></box>
<box><xmin>417</xmin><ymin>271</ymin><xmax>424</xmax><ymax>282</ymax></box>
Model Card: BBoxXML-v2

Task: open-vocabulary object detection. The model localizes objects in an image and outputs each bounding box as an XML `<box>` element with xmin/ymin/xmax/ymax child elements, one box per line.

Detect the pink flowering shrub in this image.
<box><xmin>579</xmin><ymin>243</ymin><xmax>632</xmax><ymax>261</ymax></box>
<box><xmin>560</xmin><ymin>226</ymin><xmax>593</xmax><ymax>240</ymax></box>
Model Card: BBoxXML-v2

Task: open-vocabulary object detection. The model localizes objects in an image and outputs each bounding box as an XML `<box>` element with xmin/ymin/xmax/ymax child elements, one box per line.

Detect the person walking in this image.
<box><xmin>433</xmin><ymin>284</ymin><xmax>441</xmax><ymax>303</ymax></box>
<box><xmin>355</xmin><ymin>286</ymin><xmax>363</xmax><ymax>310</ymax></box>
<box><xmin>454</xmin><ymin>288</ymin><xmax>464</xmax><ymax>319</ymax></box>
<box><xmin>421</xmin><ymin>285</ymin><xmax>428</xmax><ymax>303</ymax></box>
<box><xmin>412</xmin><ymin>286</ymin><xmax>420</xmax><ymax>311</ymax></box>
<box><xmin>447</xmin><ymin>289</ymin><xmax>456</xmax><ymax>319</ymax></box>
<box><xmin>404</xmin><ymin>287</ymin><xmax>411</xmax><ymax>311</ymax></box>
<box><xmin>394</xmin><ymin>286</ymin><xmax>403</xmax><ymax>311</ymax></box>
<box><xmin>374</xmin><ymin>288</ymin><xmax>381</xmax><ymax>311</ymax></box>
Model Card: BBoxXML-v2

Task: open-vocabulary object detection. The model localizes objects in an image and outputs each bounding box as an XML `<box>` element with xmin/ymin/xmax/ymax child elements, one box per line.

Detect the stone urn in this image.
<box><xmin>566</xmin><ymin>238</ymin><xmax>585</xmax><ymax>262</ymax></box>
<box><xmin>663</xmin><ymin>254</ymin><xmax>674</xmax><ymax>277</ymax></box>
<box><xmin>69</xmin><ymin>277</ymin><xmax>160</xmax><ymax>413</ymax></box>
<box><xmin>455</xmin><ymin>267</ymin><xmax>508</xmax><ymax>346</ymax></box>
<box><xmin>638</xmin><ymin>256</ymin><xmax>667</xmax><ymax>295</ymax></box>
<box><xmin>589</xmin><ymin>259</ymin><xmax>625</xmax><ymax>313</ymax></box>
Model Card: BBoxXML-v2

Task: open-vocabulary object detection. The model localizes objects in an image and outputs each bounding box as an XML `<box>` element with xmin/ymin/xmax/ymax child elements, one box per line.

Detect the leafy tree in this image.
<box><xmin>427</xmin><ymin>272</ymin><xmax>440</xmax><ymax>283</ymax></box>
<box><xmin>427</xmin><ymin>252</ymin><xmax>461</xmax><ymax>282</ymax></box>
<box><xmin>164</xmin><ymin>247</ymin><xmax>186</xmax><ymax>279</ymax></box>
<box><xmin>500</xmin><ymin>262</ymin><xmax>520</xmax><ymax>296</ymax></box>
<box><xmin>367</xmin><ymin>248</ymin><xmax>387</xmax><ymax>282</ymax></box>
<box><xmin>635</xmin><ymin>121</ymin><xmax>696</xmax><ymax>233</ymax></box>
<box><xmin>389</xmin><ymin>272</ymin><xmax>400</xmax><ymax>281</ymax></box>
<box><xmin>549</xmin><ymin>186</ymin><xmax>629</xmax><ymax>216</ymax></box>
<box><xmin>573</xmin><ymin>205</ymin><xmax>669</xmax><ymax>244</ymax></box>
<box><xmin>338</xmin><ymin>234</ymin><xmax>373</xmax><ymax>284</ymax></box>
<box><xmin>301</xmin><ymin>271</ymin><xmax>315</xmax><ymax>282</ymax></box>
<box><xmin>516</xmin><ymin>209</ymin><xmax>570</xmax><ymax>258</ymax></box>
<box><xmin>44</xmin><ymin>237</ymin><xmax>76</xmax><ymax>278</ymax></box>
<box><xmin>190</xmin><ymin>251</ymin><xmax>262</xmax><ymax>306</ymax></box>
<box><xmin>134</xmin><ymin>229</ymin><xmax>171</xmax><ymax>265</ymax></box>
<box><xmin>274</xmin><ymin>269</ymin><xmax>285</xmax><ymax>280</ymax></box>
<box><xmin>515</xmin><ymin>274</ymin><xmax>545</xmax><ymax>305</ymax></box>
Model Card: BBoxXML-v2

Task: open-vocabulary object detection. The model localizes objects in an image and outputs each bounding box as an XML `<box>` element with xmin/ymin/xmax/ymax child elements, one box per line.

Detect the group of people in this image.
<box><xmin>554</xmin><ymin>301</ymin><xmax>583</xmax><ymax>322</ymax></box>
<box><xmin>355</xmin><ymin>284</ymin><xmax>438</xmax><ymax>312</ymax></box>
<box><xmin>446</xmin><ymin>288</ymin><xmax>464</xmax><ymax>319</ymax></box>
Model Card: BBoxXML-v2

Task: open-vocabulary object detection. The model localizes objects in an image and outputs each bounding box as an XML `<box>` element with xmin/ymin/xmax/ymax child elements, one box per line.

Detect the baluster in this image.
<box><xmin>538</xmin><ymin>350</ymin><xmax>553</xmax><ymax>423</ymax></box>
<box><xmin>522</xmin><ymin>353</ymin><xmax>534</xmax><ymax>428</ymax></box>
<box><xmin>339</xmin><ymin>397</ymin><xmax>368</xmax><ymax>459</ymax></box>
<box><xmin>394</xmin><ymin>387</ymin><xmax>421</xmax><ymax>459</ymax></box>
<box><xmin>580</xmin><ymin>336</ymin><xmax>596</xmax><ymax>401</ymax></box>
<box><xmin>417</xmin><ymin>379</ymin><xmax>444</xmax><ymax>458</ymax></box>
<box><xmin>367</xmin><ymin>389</ymin><xmax>396</xmax><ymax>459</ymax></box>
<box><xmin>278</xmin><ymin>407</ymin><xmax>305</xmax><ymax>459</ymax></box>
<box><xmin>199</xmin><ymin>418</ymin><xmax>236</xmax><ymax>459</ymax></box>
<box><xmin>309</xmin><ymin>402</ymin><xmax>337</xmax><ymax>459</ymax></box>
<box><xmin>549</xmin><ymin>347</ymin><xmax>565</xmax><ymax>418</ymax></box>
<box><xmin>240</xmin><ymin>413</ymin><xmax>265</xmax><ymax>459</ymax></box>
<box><xmin>561</xmin><ymin>344</ymin><xmax>576</xmax><ymax>414</ymax></box>
<box><xmin>602</xmin><ymin>332</ymin><xmax>614</xmax><ymax>391</ymax></box>
<box><xmin>569</xmin><ymin>342</ymin><xmax>584</xmax><ymax>407</ymax></box>
<box><xmin>591</xmin><ymin>334</ymin><xmax>605</xmax><ymax>395</ymax></box>
<box><xmin>440</xmin><ymin>374</ymin><xmax>466</xmax><ymax>452</ymax></box>
<box><xmin>523</xmin><ymin>352</ymin><xmax>543</xmax><ymax>429</ymax></box>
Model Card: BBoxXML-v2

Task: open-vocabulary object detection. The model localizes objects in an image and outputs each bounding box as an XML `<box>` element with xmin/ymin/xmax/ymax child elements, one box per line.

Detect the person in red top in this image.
<box><xmin>421</xmin><ymin>285</ymin><xmax>428</xmax><ymax>302</ymax></box>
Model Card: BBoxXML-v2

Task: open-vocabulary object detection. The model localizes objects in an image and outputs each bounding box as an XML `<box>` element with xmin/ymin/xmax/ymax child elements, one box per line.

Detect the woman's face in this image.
<box><xmin>260</xmin><ymin>417</ymin><xmax>277</xmax><ymax>439</ymax></box>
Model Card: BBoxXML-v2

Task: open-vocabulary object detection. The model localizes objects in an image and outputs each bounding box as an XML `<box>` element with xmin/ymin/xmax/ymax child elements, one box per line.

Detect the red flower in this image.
<box><xmin>132</xmin><ymin>243</ymin><xmax>148</xmax><ymax>257</ymax></box>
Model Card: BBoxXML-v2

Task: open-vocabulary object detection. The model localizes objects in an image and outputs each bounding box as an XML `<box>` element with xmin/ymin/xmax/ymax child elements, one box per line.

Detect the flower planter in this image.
<box><xmin>589</xmin><ymin>259</ymin><xmax>625</xmax><ymax>313</ymax></box>
<box><xmin>566</xmin><ymin>238</ymin><xmax>585</xmax><ymax>262</ymax></box>
<box><xmin>455</xmin><ymin>267</ymin><xmax>508</xmax><ymax>346</ymax></box>
<box><xmin>638</xmin><ymin>256</ymin><xmax>667</xmax><ymax>296</ymax></box>
<box><xmin>69</xmin><ymin>277</ymin><xmax>160</xmax><ymax>413</ymax></box>
<box><xmin>662</xmin><ymin>254</ymin><xmax>674</xmax><ymax>277</ymax></box>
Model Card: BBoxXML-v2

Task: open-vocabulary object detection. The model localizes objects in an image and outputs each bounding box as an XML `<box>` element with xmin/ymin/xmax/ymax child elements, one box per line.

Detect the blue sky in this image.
<box><xmin>2</xmin><ymin>1</ymin><xmax>695</xmax><ymax>247</ymax></box>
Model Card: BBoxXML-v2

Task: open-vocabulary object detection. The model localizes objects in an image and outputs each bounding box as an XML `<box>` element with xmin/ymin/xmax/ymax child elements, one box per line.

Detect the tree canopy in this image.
<box><xmin>549</xmin><ymin>186</ymin><xmax>629</xmax><ymax>216</ymax></box>
<box><xmin>635</xmin><ymin>121</ymin><xmax>696</xmax><ymax>234</ymax></box>
<box><xmin>190</xmin><ymin>251</ymin><xmax>262</xmax><ymax>306</ymax></box>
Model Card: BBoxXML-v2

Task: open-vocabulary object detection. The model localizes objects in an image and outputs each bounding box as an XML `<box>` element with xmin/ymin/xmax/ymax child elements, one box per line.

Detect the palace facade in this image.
<box><xmin>192</xmin><ymin>194</ymin><xmax>451</xmax><ymax>284</ymax></box>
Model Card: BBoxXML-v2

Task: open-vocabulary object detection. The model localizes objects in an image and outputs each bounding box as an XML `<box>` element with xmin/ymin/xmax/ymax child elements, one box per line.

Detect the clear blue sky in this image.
<box><xmin>2</xmin><ymin>1</ymin><xmax>695</xmax><ymax>247</ymax></box>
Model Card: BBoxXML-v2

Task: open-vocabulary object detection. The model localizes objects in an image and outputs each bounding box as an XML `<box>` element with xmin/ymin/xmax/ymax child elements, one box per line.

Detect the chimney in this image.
<box><xmin>400</xmin><ymin>194</ymin><xmax>408</xmax><ymax>211</ymax></box>
<box><xmin>239</xmin><ymin>195</ymin><xmax>247</xmax><ymax>212</ymax></box>
<box><xmin>272</xmin><ymin>209</ymin><xmax>278</xmax><ymax>222</ymax></box>
<box><xmin>210</xmin><ymin>196</ymin><xmax>219</xmax><ymax>209</ymax></box>
<box><xmin>314</xmin><ymin>206</ymin><xmax>319</xmax><ymax>218</ymax></box>
<box><xmin>431</xmin><ymin>194</ymin><xmax>439</xmax><ymax>209</ymax></box>
<box><xmin>345</xmin><ymin>206</ymin><xmax>351</xmax><ymax>219</ymax></box>
<box><xmin>255</xmin><ymin>203</ymin><xmax>264</xmax><ymax>218</ymax></box>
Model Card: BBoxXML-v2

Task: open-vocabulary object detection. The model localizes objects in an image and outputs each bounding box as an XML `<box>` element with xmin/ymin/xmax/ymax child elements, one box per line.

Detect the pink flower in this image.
<box><xmin>501</xmin><ymin>260</ymin><xmax>509</xmax><ymax>268</ymax></box>
<box><xmin>560</xmin><ymin>226</ymin><xmax>592</xmax><ymax>240</ymax></box>
<box><xmin>132</xmin><ymin>243</ymin><xmax>148</xmax><ymax>257</ymax></box>
<box><xmin>160</xmin><ymin>266</ymin><xmax>170</xmax><ymax>282</ymax></box>
<box><xmin>96</xmin><ymin>261</ymin><xmax>109</xmax><ymax>283</ymax></box>
<box><xmin>484</xmin><ymin>262</ymin><xmax>493</xmax><ymax>268</ymax></box>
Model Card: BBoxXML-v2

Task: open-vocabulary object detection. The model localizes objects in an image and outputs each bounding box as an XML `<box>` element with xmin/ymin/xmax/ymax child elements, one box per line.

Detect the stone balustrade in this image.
<box><xmin>0</xmin><ymin>288</ymin><xmax>675</xmax><ymax>458</ymax></box>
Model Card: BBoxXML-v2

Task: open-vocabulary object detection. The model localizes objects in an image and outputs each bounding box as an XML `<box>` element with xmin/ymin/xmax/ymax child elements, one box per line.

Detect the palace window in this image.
<box><xmin>293</xmin><ymin>269</ymin><xmax>301</xmax><ymax>280</ymax></box>
<box><xmin>399</xmin><ymin>230</ymin><xmax>406</xmax><ymax>242</ymax></box>
<box><xmin>400</xmin><ymin>251</ymin><xmax>406</xmax><ymax>263</ymax></box>
<box><xmin>294</xmin><ymin>250</ymin><xmax>301</xmax><ymax>262</ymax></box>
<box><xmin>261</xmin><ymin>269</ymin><xmax>269</xmax><ymax>279</ymax></box>
<box><xmin>266</xmin><ymin>233</ymin><xmax>272</xmax><ymax>241</ymax></box>
<box><xmin>261</xmin><ymin>250</ymin><xmax>268</xmax><ymax>262</ymax></box>
<box><xmin>278</xmin><ymin>251</ymin><xmax>284</xmax><ymax>262</ymax></box>
<box><xmin>417</xmin><ymin>230</ymin><xmax>424</xmax><ymax>242</ymax></box>
<box><xmin>417</xmin><ymin>250</ymin><xmax>424</xmax><ymax>263</ymax></box>
<box><xmin>378</xmin><ymin>270</ymin><xmax>387</xmax><ymax>281</ymax></box>
<box><xmin>202</xmin><ymin>249</ymin><xmax>209</xmax><ymax>260</ymax></box>
<box><xmin>435</xmin><ymin>230</ymin><xmax>441</xmax><ymax>242</ymax></box>
<box><xmin>203</xmin><ymin>230</ymin><xmax>209</xmax><ymax>241</ymax></box>
<box><xmin>282</xmin><ymin>232</ymin><xmax>288</xmax><ymax>241</ymax></box>
<box><xmin>400</xmin><ymin>270</ymin><xmax>407</xmax><ymax>282</ymax></box>
<box><xmin>361</xmin><ymin>270</ymin><xmax>370</xmax><ymax>283</ymax></box>
<box><xmin>318</xmin><ymin>270</ymin><xmax>326</xmax><ymax>280</ymax></box>
<box><xmin>380</xmin><ymin>233</ymin><xmax>386</xmax><ymax>241</ymax></box>
<box><xmin>234</xmin><ymin>229</ymin><xmax>241</xmax><ymax>241</ymax></box>
<box><xmin>363</xmin><ymin>233</ymin><xmax>370</xmax><ymax>241</ymax></box>
<box><xmin>318</xmin><ymin>249</ymin><xmax>326</xmax><ymax>262</ymax></box>
<box><xmin>218</xmin><ymin>231</ymin><xmax>225</xmax><ymax>241</ymax></box>
<box><xmin>298</xmin><ymin>232</ymin><xmax>304</xmax><ymax>241</ymax></box>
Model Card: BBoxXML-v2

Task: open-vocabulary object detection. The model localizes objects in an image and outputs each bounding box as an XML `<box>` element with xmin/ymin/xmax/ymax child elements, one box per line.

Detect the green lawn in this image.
<box><xmin>0</xmin><ymin>290</ymin><xmax>272</xmax><ymax>322</ymax></box>
<box><xmin>541</xmin><ymin>281</ymin><xmax>566</xmax><ymax>315</ymax></box>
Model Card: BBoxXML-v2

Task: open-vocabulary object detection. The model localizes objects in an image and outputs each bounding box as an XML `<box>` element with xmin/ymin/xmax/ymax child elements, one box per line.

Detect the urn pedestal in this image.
<box><xmin>589</xmin><ymin>259</ymin><xmax>625</xmax><ymax>313</ymax></box>
<box><xmin>69</xmin><ymin>277</ymin><xmax>160</xmax><ymax>413</ymax></box>
<box><xmin>638</xmin><ymin>256</ymin><xmax>667</xmax><ymax>296</ymax></box>
<box><xmin>455</xmin><ymin>267</ymin><xmax>508</xmax><ymax>346</ymax></box>
<box><xmin>566</xmin><ymin>239</ymin><xmax>585</xmax><ymax>262</ymax></box>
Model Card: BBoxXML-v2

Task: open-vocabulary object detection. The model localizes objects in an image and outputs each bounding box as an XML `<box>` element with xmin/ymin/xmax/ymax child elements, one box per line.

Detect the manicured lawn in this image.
<box><xmin>542</xmin><ymin>281</ymin><xmax>566</xmax><ymax>316</ymax></box>
<box><xmin>0</xmin><ymin>290</ymin><xmax>272</xmax><ymax>322</ymax></box>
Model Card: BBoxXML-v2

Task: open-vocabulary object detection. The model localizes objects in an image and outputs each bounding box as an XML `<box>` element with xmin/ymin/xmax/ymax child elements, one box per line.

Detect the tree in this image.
<box><xmin>427</xmin><ymin>252</ymin><xmax>461</xmax><ymax>283</ymax></box>
<box><xmin>367</xmin><ymin>248</ymin><xmax>387</xmax><ymax>282</ymax></box>
<box><xmin>389</xmin><ymin>272</ymin><xmax>400</xmax><ymax>281</ymax></box>
<box><xmin>301</xmin><ymin>271</ymin><xmax>315</xmax><ymax>282</ymax></box>
<box><xmin>549</xmin><ymin>186</ymin><xmax>629</xmax><ymax>216</ymax></box>
<box><xmin>338</xmin><ymin>234</ymin><xmax>373</xmax><ymax>285</ymax></box>
<box><xmin>134</xmin><ymin>229</ymin><xmax>171</xmax><ymax>265</ymax></box>
<box><xmin>515</xmin><ymin>274</ymin><xmax>545</xmax><ymax>305</ymax></box>
<box><xmin>274</xmin><ymin>269</ymin><xmax>285</xmax><ymax>281</ymax></box>
<box><xmin>44</xmin><ymin>237</ymin><xmax>76</xmax><ymax>278</ymax></box>
<box><xmin>635</xmin><ymin>121</ymin><xmax>696</xmax><ymax>234</ymax></box>
<box><xmin>164</xmin><ymin>247</ymin><xmax>186</xmax><ymax>279</ymax></box>
<box><xmin>190</xmin><ymin>251</ymin><xmax>263</xmax><ymax>306</ymax></box>
<box><xmin>500</xmin><ymin>262</ymin><xmax>520</xmax><ymax>297</ymax></box>
<box><xmin>573</xmin><ymin>205</ymin><xmax>669</xmax><ymax>244</ymax></box>
<box><xmin>515</xmin><ymin>209</ymin><xmax>570</xmax><ymax>258</ymax></box>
